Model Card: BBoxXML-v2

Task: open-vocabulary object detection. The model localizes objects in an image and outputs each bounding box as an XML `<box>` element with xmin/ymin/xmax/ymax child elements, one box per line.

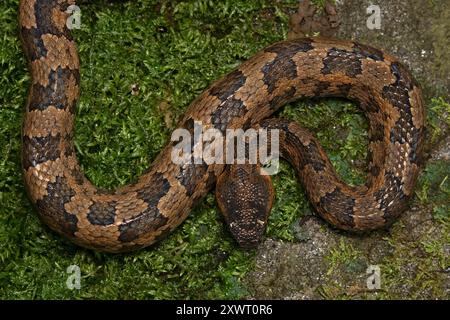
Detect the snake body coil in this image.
<box><xmin>20</xmin><ymin>0</ymin><xmax>425</xmax><ymax>252</ymax></box>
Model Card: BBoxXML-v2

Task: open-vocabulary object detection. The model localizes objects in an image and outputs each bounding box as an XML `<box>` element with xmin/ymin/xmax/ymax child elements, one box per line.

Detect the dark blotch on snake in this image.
<box><xmin>87</xmin><ymin>201</ymin><xmax>117</xmax><ymax>226</ymax></box>
<box><xmin>22</xmin><ymin>134</ymin><xmax>61</xmax><ymax>170</ymax></box>
<box><xmin>318</xmin><ymin>187</ymin><xmax>356</xmax><ymax>228</ymax></box>
<box><xmin>119</xmin><ymin>173</ymin><xmax>170</xmax><ymax>242</ymax></box>
<box><xmin>28</xmin><ymin>67</ymin><xmax>79</xmax><ymax>112</ymax></box>
<box><xmin>35</xmin><ymin>176</ymin><xmax>78</xmax><ymax>236</ymax></box>
<box><xmin>322</xmin><ymin>48</ymin><xmax>363</xmax><ymax>77</ymax></box>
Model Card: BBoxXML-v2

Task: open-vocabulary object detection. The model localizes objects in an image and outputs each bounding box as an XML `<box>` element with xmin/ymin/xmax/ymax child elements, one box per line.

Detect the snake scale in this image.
<box><xmin>20</xmin><ymin>0</ymin><xmax>425</xmax><ymax>252</ymax></box>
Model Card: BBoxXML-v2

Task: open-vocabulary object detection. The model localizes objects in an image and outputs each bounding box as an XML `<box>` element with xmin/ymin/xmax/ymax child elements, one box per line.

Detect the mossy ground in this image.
<box><xmin>0</xmin><ymin>0</ymin><xmax>448</xmax><ymax>299</ymax></box>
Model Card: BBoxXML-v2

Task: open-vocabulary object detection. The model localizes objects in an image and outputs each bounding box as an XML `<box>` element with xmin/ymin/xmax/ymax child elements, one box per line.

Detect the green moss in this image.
<box><xmin>416</xmin><ymin>161</ymin><xmax>450</xmax><ymax>216</ymax></box>
<box><xmin>325</xmin><ymin>239</ymin><xmax>364</xmax><ymax>276</ymax></box>
<box><xmin>310</xmin><ymin>0</ymin><xmax>335</xmax><ymax>11</ymax></box>
<box><xmin>378</xmin><ymin>218</ymin><xmax>449</xmax><ymax>299</ymax></box>
<box><xmin>427</xmin><ymin>97</ymin><xmax>450</xmax><ymax>146</ymax></box>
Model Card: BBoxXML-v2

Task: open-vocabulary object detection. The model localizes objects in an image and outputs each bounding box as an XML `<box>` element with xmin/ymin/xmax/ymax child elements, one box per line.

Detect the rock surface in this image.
<box><xmin>244</xmin><ymin>0</ymin><xmax>450</xmax><ymax>299</ymax></box>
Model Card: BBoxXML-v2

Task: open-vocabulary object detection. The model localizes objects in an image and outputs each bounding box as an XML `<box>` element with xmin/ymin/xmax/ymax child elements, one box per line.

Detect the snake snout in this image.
<box><xmin>228</xmin><ymin>220</ymin><xmax>267</xmax><ymax>249</ymax></box>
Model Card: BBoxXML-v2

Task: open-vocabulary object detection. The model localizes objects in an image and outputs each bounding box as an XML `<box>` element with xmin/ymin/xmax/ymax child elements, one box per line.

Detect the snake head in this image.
<box><xmin>216</xmin><ymin>164</ymin><xmax>274</xmax><ymax>249</ymax></box>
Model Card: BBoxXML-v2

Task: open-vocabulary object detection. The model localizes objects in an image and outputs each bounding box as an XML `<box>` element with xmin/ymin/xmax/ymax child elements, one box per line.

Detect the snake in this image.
<box><xmin>20</xmin><ymin>0</ymin><xmax>425</xmax><ymax>252</ymax></box>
